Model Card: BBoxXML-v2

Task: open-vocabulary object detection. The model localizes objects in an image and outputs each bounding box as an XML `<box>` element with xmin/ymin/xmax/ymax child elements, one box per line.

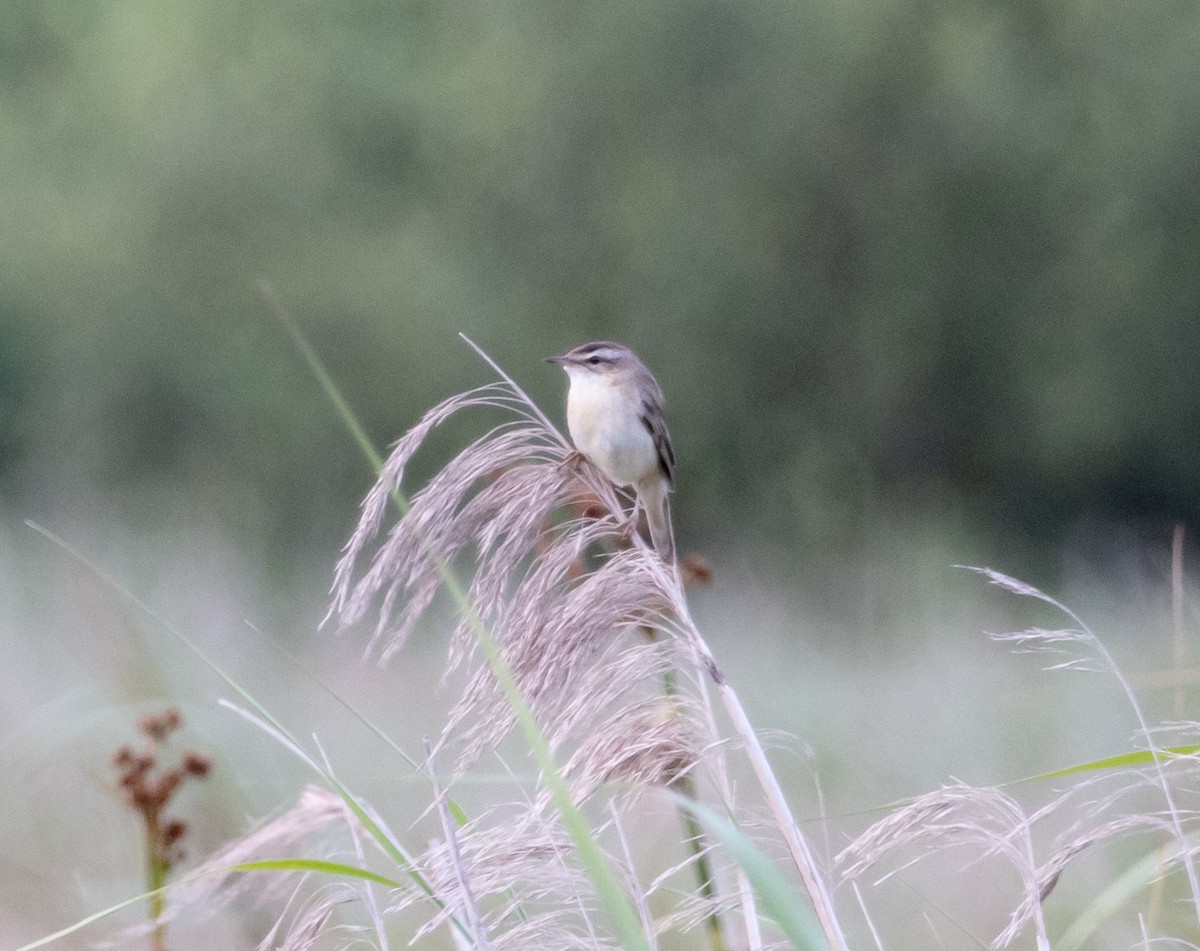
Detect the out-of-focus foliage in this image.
<box><xmin>2</xmin><ymin>0</ymin><xmax>1199</xmax><ymax>573</ymax></box>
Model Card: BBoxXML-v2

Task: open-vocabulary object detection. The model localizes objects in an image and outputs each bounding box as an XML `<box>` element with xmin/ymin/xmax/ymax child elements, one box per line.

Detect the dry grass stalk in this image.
<box><xmin>425</xmin><ymin>739</ymin><xmax>493</xmax><ymax>950</ymax></box>
<box><xmin>392</xmin><ymin>810</ymin><xmax>596</xmax><ymax>948</ymax></box>
<box><xmin>965</xmin><ymin>566</ymin><xmax>1200</xmax><ymax>926</ymax></box>
<box><xmin>836</xmin><ymin>782</ymin><xmax>1048</xmax><ymax>948</ymax></box>
<box><xmin>834</xmin><ymin>568</ymin><xmax>1200</xmax><ymax>948</ymax></box>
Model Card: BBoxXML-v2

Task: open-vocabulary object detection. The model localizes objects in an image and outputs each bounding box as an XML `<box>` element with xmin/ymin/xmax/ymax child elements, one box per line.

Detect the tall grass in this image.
<box><xmin>312</xmin><ymin>338</ymin><xmax>845</xmax><ymax>948</ymax></box>
<box><xmin>18</xmin><ymin>332</ymin><xmax>1200</xmax><ymax>950</ymax></box>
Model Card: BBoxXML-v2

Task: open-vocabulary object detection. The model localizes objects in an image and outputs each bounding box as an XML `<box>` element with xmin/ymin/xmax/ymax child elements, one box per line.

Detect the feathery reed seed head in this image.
<box><xmin>325</xmin><ymin>376</ymin><xmax>699</xmax><ymax>773</ymax></box>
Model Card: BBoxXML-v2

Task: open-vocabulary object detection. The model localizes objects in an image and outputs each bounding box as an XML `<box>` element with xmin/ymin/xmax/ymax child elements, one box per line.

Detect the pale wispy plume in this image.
<box><xmin>324</xmin><ymin>368</ymin><xmax>693</xmax><ymax>774</ymax></box>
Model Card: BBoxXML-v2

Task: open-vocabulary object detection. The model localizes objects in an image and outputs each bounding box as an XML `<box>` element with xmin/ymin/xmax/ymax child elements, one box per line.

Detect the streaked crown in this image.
<box><xmin>547</xmin><ymin>341</ymin><xmax>637</xmax><ymax>373</ymax></box>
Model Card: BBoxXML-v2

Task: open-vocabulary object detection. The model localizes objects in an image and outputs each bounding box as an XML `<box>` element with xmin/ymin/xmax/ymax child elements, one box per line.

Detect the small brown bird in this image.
<box><xmin>547</xmin><ymin>341</ymin><xmax>675</xmax><ymax>561</ymax></box>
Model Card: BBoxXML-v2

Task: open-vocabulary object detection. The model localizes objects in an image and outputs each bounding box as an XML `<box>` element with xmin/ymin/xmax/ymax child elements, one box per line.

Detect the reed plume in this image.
<box><xmin>316</xmin><ymin>345</ymin><xmax>846</xmax><ymax>949</ymax></box>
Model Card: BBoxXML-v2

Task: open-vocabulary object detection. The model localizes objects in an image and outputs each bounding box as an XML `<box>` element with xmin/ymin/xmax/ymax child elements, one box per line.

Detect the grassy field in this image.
<box><xmin>3</xmin><ymin>392</ymin><xmax>1196</xmax><ymax>950</ymax></box>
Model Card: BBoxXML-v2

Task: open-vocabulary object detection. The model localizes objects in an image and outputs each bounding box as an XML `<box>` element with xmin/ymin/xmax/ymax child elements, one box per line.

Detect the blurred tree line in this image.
<box><xmin>2</xmin><ymin>0</ymin><xmax>1198</xmax><ymax>582</ymax></box>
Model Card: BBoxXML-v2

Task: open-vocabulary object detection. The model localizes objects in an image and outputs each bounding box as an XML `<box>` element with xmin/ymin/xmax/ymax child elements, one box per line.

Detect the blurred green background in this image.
<box><xmin>3</xmin><ymin>0</ymin><xmax>1199</xmax><ymax>946</ymax></box>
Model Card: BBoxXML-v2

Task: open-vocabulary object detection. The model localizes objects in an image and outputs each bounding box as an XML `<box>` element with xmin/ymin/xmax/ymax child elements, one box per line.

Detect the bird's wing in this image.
<box><xmin>640</xmin><ymin>401</ymin><xmax>675</xmax><ymax>485</ymax></box>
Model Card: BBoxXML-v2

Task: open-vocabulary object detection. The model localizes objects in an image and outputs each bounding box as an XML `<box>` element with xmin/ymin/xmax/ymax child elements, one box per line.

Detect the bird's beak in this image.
<box><xmin>546</xmin><ymin>354</ymin><xmax>569</xmax><ymax>366</ymax></box>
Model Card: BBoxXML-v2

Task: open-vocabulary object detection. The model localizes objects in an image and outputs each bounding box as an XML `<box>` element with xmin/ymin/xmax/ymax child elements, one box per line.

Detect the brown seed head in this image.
<box><xmin>182</xmin><ymin>751</ymin><xmax>212</xmax><ymax>778</ymax></box>
<box><xmin>139</xmin><ymin>709</ymin><xmax>182</xmax><ymax>743</ymax></box>
<box><xmin>163</xmin><ymin>819</ymin><xmax>189</xmax><ymax>846</ymax></box>
<box><xmin>680</xmin><ymin>553</ymin><xmax>713</xmax><ymax>588</ymax></box>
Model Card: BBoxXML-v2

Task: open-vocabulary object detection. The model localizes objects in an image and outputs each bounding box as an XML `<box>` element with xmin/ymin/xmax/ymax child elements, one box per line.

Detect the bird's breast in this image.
<box><xmin>566</xmin><ymin>376</ymin><xmax>657</xmax><ymax>487</ymax></box>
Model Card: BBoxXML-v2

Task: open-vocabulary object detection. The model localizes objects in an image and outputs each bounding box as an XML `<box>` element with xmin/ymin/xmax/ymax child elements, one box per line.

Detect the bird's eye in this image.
<box><xmin>587</xmin><ymin>355</ymin><xmax>602</xmax><ymax>365</ymax></box>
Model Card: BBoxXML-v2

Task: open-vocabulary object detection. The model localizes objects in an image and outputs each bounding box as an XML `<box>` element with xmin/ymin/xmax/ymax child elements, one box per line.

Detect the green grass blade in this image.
<box><xmin>230</xmin><ymin>858</ymin><xmax>403</xmax><ymax>889</ymax></box>
<box><xmin>1058</xmin><ymin>845</ymin><xmax>1179</xmax><ymax>950</ymax></box>
<box><xmin>829</xmin><ymin>744</ymin><xmax>1200</xmax><ymax>825</ymax></box>
<box><xmin>1013</xmin><ymin>745</ymin><xmax>1200</xmax><ymax>783</ymax></box>
<box><xmin>24</xmin><ymin>522</ymin><xmax>308</xmax><ymax>754</ymax></box>
<box><xmin>12</xmin><ymin>887</ymin><xmax>171</xmax><ymax>951</ymax></box>
<box><xmin>671</xmin><ymin>793</ymin><xmax>828</xmax><ymax>950</ymax></box>
<box><xmin>243</xmin><ymin>620</ymin><xmax>421</xmax><ymax>770</ymax></box>
<box><xmin>258</xmin><ymin>279</ymin><xmax>385</xmax><ymax>472</ymax></box>
<box><xmin>12</xmin><ymin>859</ymin><xmax>402</xmax><ymax>951</ymax></box>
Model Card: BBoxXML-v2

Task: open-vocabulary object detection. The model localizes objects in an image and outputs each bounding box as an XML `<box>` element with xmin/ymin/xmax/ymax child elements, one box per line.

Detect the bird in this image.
<box><xmin>547</xmin><ymin>341</ymin><xmax>675</xmax><ymax>561</ymax></box>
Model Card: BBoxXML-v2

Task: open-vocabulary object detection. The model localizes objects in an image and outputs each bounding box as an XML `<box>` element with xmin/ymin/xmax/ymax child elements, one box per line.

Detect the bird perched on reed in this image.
<box><xmin>548</xmin><ymin>341</ymin><xmax>676</xmax><ymax>561</ymax></box>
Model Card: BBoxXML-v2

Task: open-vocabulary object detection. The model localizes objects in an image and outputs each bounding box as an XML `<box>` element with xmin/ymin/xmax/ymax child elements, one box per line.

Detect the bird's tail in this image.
<box><xmin>641</xmin><ymin>477</ymin><xmax>676</xmax><ymax>563</ymax></box>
